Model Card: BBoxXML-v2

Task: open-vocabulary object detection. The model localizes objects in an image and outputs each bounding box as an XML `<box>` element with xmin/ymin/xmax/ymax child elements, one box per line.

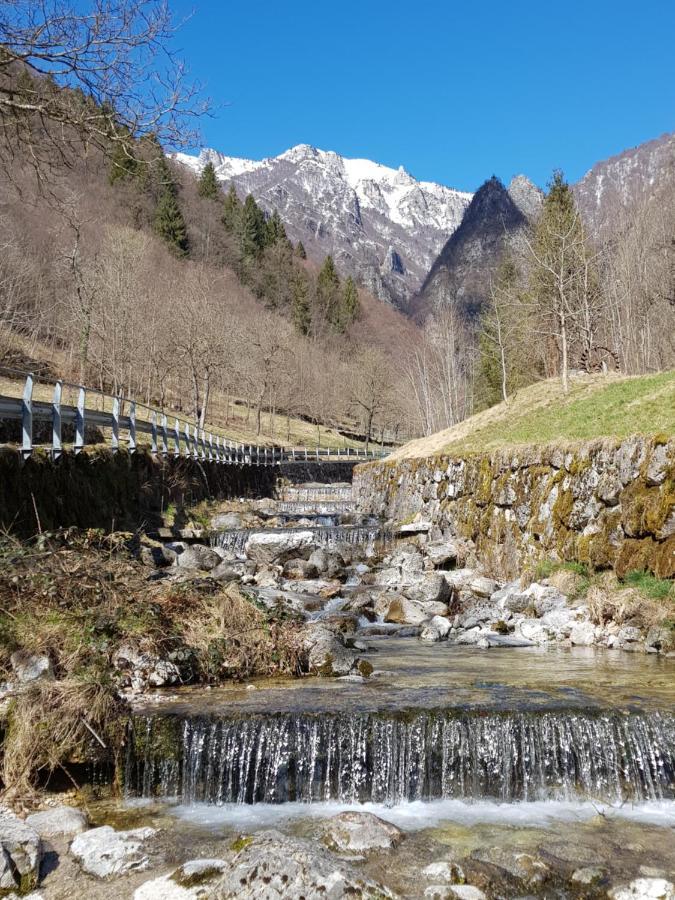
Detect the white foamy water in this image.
<box><xmin>167</xmin><ymin>798</ymin><xmax>675</xmax><ymax>832</ymax></box>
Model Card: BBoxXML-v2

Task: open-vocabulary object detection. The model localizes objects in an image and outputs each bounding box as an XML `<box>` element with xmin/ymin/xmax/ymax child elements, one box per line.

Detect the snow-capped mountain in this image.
<box><xmin>174</xmin><ymin>144</ymin><xmax>472</xmax><ymax>308</ymax></box>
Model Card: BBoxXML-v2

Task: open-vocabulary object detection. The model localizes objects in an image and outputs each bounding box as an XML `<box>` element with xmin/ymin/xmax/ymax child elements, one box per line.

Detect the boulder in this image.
<box><xmin>403</xmin><ymin>574</ymin><xmax>451</xmax><ymax>606</ymax></box>
<box><xmin>424</xmin><ymin>541</ymin><xmax>461</xmax><ymax>568</ymax></box>
<box><xmin>570</xmin><ymin>621</ymin><xmax>596</xmax><ymax>646</ymax></box>
<box><xmin>282</xmin><ymin>558</ymin><xmax>318</xmax><ymax>580</ymax></box>
<box><xmin>139</xmin><ymin>544</ymin><xmax>177</xmax><ymax>568</ymax></box>
<box><xmin>396</xmin><ymin>520</ymin><xmax>432</xmax><ymax>535</ymax></box>
<box><xmin>425</xmin><ymin>887</ymin><xmax>487</xmax><ymax>900</ymax></box>
<box><xmin>244</xmin><ymin>530</ymin><xmax>316</xmax><ymax>565</ymax></box>
<box><xmin>420</xmin><ymin>615</ymin><xmax>452</xmax><ymax>643</ymax></box>
<box><xmin>135</xmin><ymin>858</ymin><xmax>229</xmax><ymax>900</ymax></box>
<box><xmin>305</xmin><ymin>626</ymin><xmax>359</xmax><ymax>676</ymax></box>
<box><xmin>618</xmin><ymin>625</ymin><xmax>642</xmax><ymax>644</ymax></box>
<box><xmin>309</xmin><ymin>548</ymin><xmax>346</xmax><ymax>579</ymax></box>
<box><xmin>515</xmin><ymin>620</ymin><xmax>553</xmax><ymax>644</ymax></box>
<box><xmin>70</xmin><ymin>825</ymin><xmax>156</xmax><ymax>879</ymax></box>
<box><xmin>175</xmin><ymin>544</ymin><xmax>222</xmax><ymax>571</ymax></box>
<box><xmin>323</xmin><ymin>811</ymin><xmax>403</xmax><ymax>853</ymax></box>
<box><xmin>212</xmin><ymin>829</ymin><xmax>392</xmax><ymax>898</ymax></box>
<box><xmin>10</xmin><ymin>652</ymin><xmax>53</xmax><ymax>684</ymax></box>
<box><xmin>422</xmin><ymin>861</ymin><xmax>465</xmax><ymax>884</ymax></box>
<box><xmin>609</xmin><ymin>878</ymin><xmax>674</xmax><ymax>899</ymax></box>
<box><xmin>520</xmin><ymin>583</ymin><xmax>567</xmax><ymax>615</ymax></box>
<box><xmin>384</xmin><ymin>596</ymin><xmax>429</xmax><ymax>626</ymax></box>
<box><xmin>645</xmin><ymin>625</ymin><xmax>675</xmax><ymax>653</ymax></box>
<box><xmin>209</xmin><ymin>560</ymin><xmax>251</xmax><ymax>582</ymax></box>
<box><xmin>0</xmin><ymin>806</ymin><xmax>41</xmax><ymax>893</ymax></box>
<box><xmin>26</xmin><ymin>806</ymin><xmax>88</xmax><ymax>837</ymax></box>
<box><xmin>468</xmin><ymin>576</ymin><xmax>498</xmax><ymax>598</ymax></box>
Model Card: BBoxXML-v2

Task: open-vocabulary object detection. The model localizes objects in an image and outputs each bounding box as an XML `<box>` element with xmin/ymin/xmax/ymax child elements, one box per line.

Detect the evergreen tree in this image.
<box><xmin>292</xmin><ymin>271</ymin><xmax>312</xmax><ymax>335</ymax></box>
<box><xmin>108</xmin><ymin>138</ymin><xmax>138</xmax><ymax>184</ymax></box>
<box><xmin>528</xmin><ymin>169</ymin><xmax>598</xmax><ymax>392</ymax></box>
<box><xmin>317</xmin><ymin>255</ymin><xmax>341</xmax><ymax>324</ymax></box>
<box><xmin>239</xmin><ymin>194</ymin><xmax>267</xmax><ymax>258</ymax></box>
<box><xmin>265</xmin><ymin>209</ymin><xmax>287</xmax><ymax>246</ymax></box>
<box><xmin>295</xmin><ymin>240</ymin><xmax>307</xmax><ymax>260</ymax></box>
<box><xmin>340</xmin><ymin>276</ymin><xmax>360</xmax><ymax>329</ymax></box>
<box><xmin>198</xmin><ymin>161</ymin><xmax>220</xmax><ymax>200</ymax></box>
<box><xmin>222</xmin><ymin>184</ymin><xmax>242</xmax><ymax>232</ymax></box>
<box><xmin>154</xmin><ymin>187</ymin><xmax>189</xmax><ymax>257</ymax></box>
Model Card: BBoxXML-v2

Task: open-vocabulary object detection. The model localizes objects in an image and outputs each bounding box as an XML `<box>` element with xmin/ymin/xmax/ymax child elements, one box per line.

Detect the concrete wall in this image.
<box><xmin>354</xmin><ymin>437</ymin><xmax>674</xmax><ymax>578</ymax></box>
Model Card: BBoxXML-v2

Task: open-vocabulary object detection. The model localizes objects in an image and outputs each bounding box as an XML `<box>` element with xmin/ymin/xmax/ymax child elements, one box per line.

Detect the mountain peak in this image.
<box><xmin>174</xmin><ymin>145</ymin><xmax>472</xmax><ymax>308</ymax></box>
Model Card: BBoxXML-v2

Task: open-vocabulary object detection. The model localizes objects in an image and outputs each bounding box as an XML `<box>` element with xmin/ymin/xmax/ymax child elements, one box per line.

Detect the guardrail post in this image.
<box><xmin>162</xmin><ymin>414</ymin><xmax>169</xmax><ymax>457</ymax></box>
<box><xmin>128</xmin><ymin>401</ymin><xmax>136</xmax><ymax>453</ymax></box>
<box><xmin>207</xmin><ymin>433</ymin><xmax>213</xmax><ymax>462</ymax></box>
<box><xmin>215</xmin><ymin>435</ymin><xmax>221</xmax><ymax>463</ymax></box>
<box><xmin>75</xmin><ymin>386</ymin><xmax>85</xmax><ymax>454</ymax></box>
<box><xmin>21</xmin><ymin>373</ymin><xmax>34</xmax><ymax>460</ymax></box>
<box><xmin>184</xmin><ymin>422</ymin><xmax>191</xmax><ymax>457</ymax></box>
<box><xmin>192</xmin><ymin>425</ymin><xmax>199</xmax><ymax>460</ymax></box>
<box><xmin>151</xmin><ymin>410</ymin><xmax>158</xmax><ymax>455</ymax></box>
<box><xmin>174</xmin><ymin>419</ymin><xmax>181</xmax><ymax>457</ymax></box>
<box><xmin>111</xmin><ymin>397</ymin><xmax>120</xmax><ymax>451</ymax></box>
<box><xmin>52</xmin><ymin>380</ymin><xmax>62</xmax><ymax>460</ymax></box>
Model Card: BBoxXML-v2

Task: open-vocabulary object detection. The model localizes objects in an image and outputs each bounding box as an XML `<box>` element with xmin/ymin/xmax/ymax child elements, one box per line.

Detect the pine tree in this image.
<box><xmin>239</xmin><ymin>194</ymin><xmax>267</xmax><ymax>258</ymax></box>
<box><xmin>222</xmin><ymin>185</ymin><xmax>242</xmax><ymax>232</ymax></box>
<box><xmin>295</xmin><ymin>240</ymin><xmax>307</xmax><ymax>260</ymax></box>
<box><xmin>265</xmin><ymin>209</ymin><xmax>287</xmax><ymax>246</ymax></box>
<box><xmin>198</xmin><ymin>161</ymin><xmax>220</xmax><ymax>200</ymax></box>
<box><xmin>340</xmin><ymin>276</ymin><xmax>360</xmax><ymax>329</ymax></box>
<box><xmin>108</xmin><ymin>139</ymin><xmax>138</xmax><ymax>184</ymax></box>
<box><xmin>155</xmin><ymin>187</ymin><xmax>189</xmax><ymax>257</ymax></box>
<box><xmin>317</xmin><ymin>255</ymin><xmax>341</xmax><ymax>325</ymax></box>
<box><xmin>292</xmin><ymin>271</ymin><xmax>312</xmax><ymax>335</ymax></box>
<box><xmin>527</xmin><ymin>169</ymin><xmax>598</xmax><ymax>393</ymax></box>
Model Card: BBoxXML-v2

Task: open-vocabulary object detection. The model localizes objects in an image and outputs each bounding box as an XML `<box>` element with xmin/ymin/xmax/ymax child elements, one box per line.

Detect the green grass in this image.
<box><xmin>391</xmin><ymin>371</ymin><xmax>675</xmax><ymax>459</ymax></box>
<box><xmin>622</xmin><ymin>570</ymin><xmax>675</xmax><ymax>603</ymax></box>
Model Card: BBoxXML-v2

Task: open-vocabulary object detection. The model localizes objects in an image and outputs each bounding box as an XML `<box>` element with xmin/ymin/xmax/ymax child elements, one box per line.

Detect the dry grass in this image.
<box><xmin>586</xmin><ymin>572</ymin><xmax>671</xmax><ymax>630</ymax></box>
<box><xmin>389</xmin><ymin>370</ymin><xmax>675</xmax><ymax>460</ymax></box>
<box><xmin>0</xmin><ymin>529</ymin><xmax>307</xmax><ymax>795</ymax></box>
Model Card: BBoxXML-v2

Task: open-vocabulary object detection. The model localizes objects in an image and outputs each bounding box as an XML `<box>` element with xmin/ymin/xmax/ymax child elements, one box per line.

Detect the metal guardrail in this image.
<box><xmin>0</xmin><ymin>373</ymin><xmax>388</xmax><ymax>466</ymax></box>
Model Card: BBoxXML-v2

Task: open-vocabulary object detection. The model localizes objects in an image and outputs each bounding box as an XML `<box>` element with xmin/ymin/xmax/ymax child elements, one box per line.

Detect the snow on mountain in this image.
<box><xmin>173</xmin><ymin>144</ymin><xmax>472</xmax><ymax>308</ymax></box>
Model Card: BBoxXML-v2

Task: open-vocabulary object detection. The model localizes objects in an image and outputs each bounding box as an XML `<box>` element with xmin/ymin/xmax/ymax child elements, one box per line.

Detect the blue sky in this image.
<box><xmin>170</xmin><ymin>0</ymin><xmax>674</xmax><ymax>192</ymax></box>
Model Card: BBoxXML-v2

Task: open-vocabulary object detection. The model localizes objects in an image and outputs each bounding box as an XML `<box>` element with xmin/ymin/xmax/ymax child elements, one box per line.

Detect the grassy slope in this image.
<box><xmin>390</xmin><ymin>371</ymin><xmax>675</xmax><ymax>460</ymax></box>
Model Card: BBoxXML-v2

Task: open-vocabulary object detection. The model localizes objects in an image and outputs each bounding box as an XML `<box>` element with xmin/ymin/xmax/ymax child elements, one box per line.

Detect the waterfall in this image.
<box><xmin>125</xmin><ymin>709</ymin><xmax>675</xmax><ymax>806</ymax></box>
<box><xmin>212</xmin><ymin>525</ymin><xmax>388</xmax><ymax>555</ymax></box>
<box><xmin>281</xmin><ymin>486</ymin><xmax>353</xmax><ymax>502</ymax></box>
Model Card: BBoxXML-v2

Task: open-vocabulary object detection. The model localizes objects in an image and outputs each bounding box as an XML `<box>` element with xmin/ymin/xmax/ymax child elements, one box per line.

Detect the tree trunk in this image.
<box><xmin>560</xmin><ymin>312</ymin><xmax>569</xmax><ymax>394</ymax></box>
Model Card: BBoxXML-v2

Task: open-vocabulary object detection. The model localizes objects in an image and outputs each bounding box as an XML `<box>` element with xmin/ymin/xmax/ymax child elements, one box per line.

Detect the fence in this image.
<box><xmin>0</xmin><ymin>372</ymin><xmax>388</xmax><ymax>466</ymax></box>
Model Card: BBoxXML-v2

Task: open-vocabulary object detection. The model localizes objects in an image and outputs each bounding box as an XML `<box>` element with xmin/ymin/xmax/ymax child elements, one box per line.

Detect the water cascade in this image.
<box><xmin>212</xmin><ymin>524</ymin><xmax>388</xmax><ymax>555</ymax></box>
<box><xmin>125</xmin><ymin>709</ymin><xmax>675</xmax><ymax>806</ymax></box>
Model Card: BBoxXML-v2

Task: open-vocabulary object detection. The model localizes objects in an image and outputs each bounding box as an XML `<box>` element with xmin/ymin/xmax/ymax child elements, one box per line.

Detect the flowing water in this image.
<box><xmin>212</xmin><ymin>523</ymin><xmax>388</xmax><ymax>555</ymax></box>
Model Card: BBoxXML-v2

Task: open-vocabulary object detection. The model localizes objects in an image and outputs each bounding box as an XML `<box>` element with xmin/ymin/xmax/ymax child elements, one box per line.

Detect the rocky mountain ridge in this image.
<box><xmin>174</xmin><ymin>144</ymin><xmax>472</xmax><ymax>308</ymax></box>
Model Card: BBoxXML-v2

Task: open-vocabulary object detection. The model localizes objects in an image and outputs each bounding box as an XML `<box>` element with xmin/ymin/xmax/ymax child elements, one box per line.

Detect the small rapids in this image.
<box><xmin>280</xmin><ymin>486</ymin><xmax>353</xmax><ymax>503</ymax></box>
<box><xmin>275</xmin><ymin>501</ymin><xmax>354</xmax><ymax>515</ymax></box>
<box><xmin>212</xmin><ymin>525</ymin><xmax>388</xmax><ymax>555</ymax></box>
<box><xmin>125</xmin><ymin>709</ymin><xmax>675</xmax><ymax>806</ymax></box>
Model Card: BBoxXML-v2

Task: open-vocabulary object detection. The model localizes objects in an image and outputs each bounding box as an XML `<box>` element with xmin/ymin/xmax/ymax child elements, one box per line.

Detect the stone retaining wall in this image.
<box><xmin>354</xmin><ymin>437</ymin><xmax>674</xmax><ymax>578</ymax></box>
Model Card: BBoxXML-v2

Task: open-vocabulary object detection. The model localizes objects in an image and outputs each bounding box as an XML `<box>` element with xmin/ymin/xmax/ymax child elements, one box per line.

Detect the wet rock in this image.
<box><xmin>25</xmin><ymin>806</ymin><xmax>88</xmax><ymax>837</ymax></box>
<box><xmin>135</xmin><ymin>858</ymin><xmax>229</xmax><ymax>899</ymax></box>
<box><xmin>485</xmin><ymin>634</ymin><xmax>535</xmax><ymax>648</ymax></box>
<box><xmin>113</xmin><ymin>646</ymin><xmax>181</xmax><ymax>690</ymax></box>
<box><xmin>283</xmin><ymin>558</ymin><xmax>319</xmax><ymax>580</ymax></box>
<box><xmin>244</xmin><ymin>530</ymin><xmax>316</xmax><ymax>565</ymax></box>
<box><xmin>422</xmin><ymin>861</ymin><xmax>465</xmax><ymax>884</ymax></box>
<box><xmin>0</xmin><ymin>806</ymin><xmax>41</xmax><ymax>893</ymax></box>
<box><xmin>471</xmin><ymin>847</ymin><xmax>548</xmax><ymax>886</ymax></box>
<box><xmin>425</xmin><ymin>887</ymin><xmax>486</xmax><ymax>900</ymax></box>
<box><xmin>420</xmin><ymin>615</ymin><xmax>452</xmax><ymax>643</ymax></box>
<box><xmin>213</xmin><ymin>829</ymin><xmax>393</xmax><ymax>898</ymax></box>
<box><xmin>618</xmin><ymin>625</ymin><xmax>642</xmax><ymax>643</ymax></box>
<box><xmin>514</xmin><ymin>620</ymin><xmax>553</xmax><ymax>644</ymax></box>
<box><xmin>70</xmin><ymin>825</ymin><xmax>156</xmax><ymax>879</ymax></box>
<box><xmin>175</xmin><ymin>544</ymin><xmax>222</xmax><ymax>571</ymax></box>
<box><xmin>572</xmin><ymin>866</ymin><xmax>607</xmax><ymax>886</ymax></box>
<box><xmin>645</xmin><ymin>625</ymin><xmax>675</xmax><ymax>653</ymax></box>
<box><xmin>305</xmin><ymin>626</ymin><xmax>359</xmax><ymax>676</ymax></box>
<box><xmin>323</xmin><ymin>811</ymin><xmax>403</xmax><ymax>853</ymax></box>
<box><xmin>609</xmin><ymin>878</ymin><xmax>674</xmax><ymax>899</ymax></box>
<box><xmin>10</xmin><ymin>651</ymin><xmax>53</xmax><ymax>684</ymax></box>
